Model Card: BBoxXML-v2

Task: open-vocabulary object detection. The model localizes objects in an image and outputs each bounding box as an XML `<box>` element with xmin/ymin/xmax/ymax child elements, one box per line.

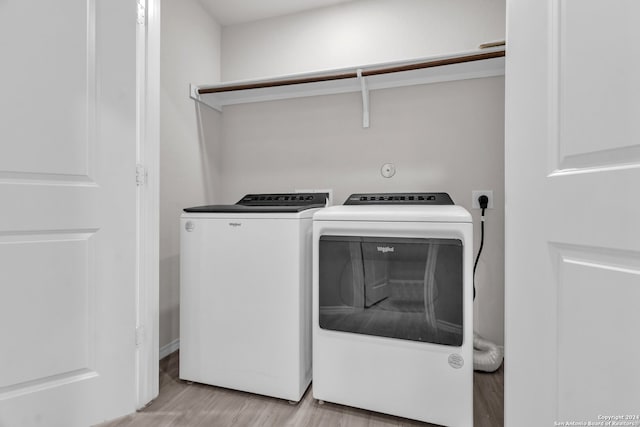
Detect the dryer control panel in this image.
<box><xmin>344</xmin><ymin>192</ymin><xmax>454</xmax><ymax>205</ymax></box>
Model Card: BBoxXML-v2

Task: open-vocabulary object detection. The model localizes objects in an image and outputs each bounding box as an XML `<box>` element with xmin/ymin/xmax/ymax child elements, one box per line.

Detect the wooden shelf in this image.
<box><xmin>191</xmin><ymin>47</ymin><xmax>505</xmax><ymax>126</ymax></box>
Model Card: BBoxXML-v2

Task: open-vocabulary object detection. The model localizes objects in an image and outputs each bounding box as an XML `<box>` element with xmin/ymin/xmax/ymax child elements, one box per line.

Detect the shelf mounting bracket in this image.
<box><xmin>190</xmin><ymin>83</ymin><xmax>222</xmax><ymax>112</ymax></box>
<box><xmin>189</xmin><ymin>83</ymin><xmax>199</xmax><ymax>101</ymax></box>
<box><xmin>357</xmin><ymin>69</ymin><xmax>370</xmax><ymax>128</ymax></box>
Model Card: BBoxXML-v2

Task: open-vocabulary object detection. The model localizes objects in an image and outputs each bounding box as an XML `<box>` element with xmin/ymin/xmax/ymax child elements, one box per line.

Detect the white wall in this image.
<box><xmin>218</xmin><ymin>77</ymin><xmax>505</xmax><ymax>346</ymax></box>
<box><xmin>161</xmin><ymin>0</ymin><xmax>506</xmax><ymax>349</ymax></box>
<box><xmin>222</xmin><ymin>0</ymin><xmax>506</xmax><ymax>81</ymax></box>
<box><xmin>160</xmin><ymin>0</ymin><xmax>222</xmax><ymax>351</ymax></box>
<box><xmin>217</xmin><ymin>0</ymin><xmax>506</xmax><ymax>345</ymax></box>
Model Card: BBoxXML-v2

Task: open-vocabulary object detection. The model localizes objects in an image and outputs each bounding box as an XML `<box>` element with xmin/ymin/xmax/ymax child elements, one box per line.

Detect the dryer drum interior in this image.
<box><xmin>318</xmin><ymin>236</ymin><xmax>463</xmax><ymax>346</ymax></box>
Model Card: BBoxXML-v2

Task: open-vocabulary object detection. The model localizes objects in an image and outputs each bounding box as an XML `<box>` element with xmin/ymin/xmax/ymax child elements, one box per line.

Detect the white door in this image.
<box><xmin>505</xmin><ymin>0</ymin><xmax>640</xmax><ymax>426</ymax></box>
<box><xmin>0</xmin><ymin>1</ymin><xmax>138</xmax><ymax>426</ymax></box>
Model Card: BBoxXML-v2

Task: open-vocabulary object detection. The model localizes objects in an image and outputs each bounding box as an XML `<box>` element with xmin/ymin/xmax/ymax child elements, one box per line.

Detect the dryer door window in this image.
<box><xmin>318</xmin><ymin>236</ymin><xmax>463</xmax><ymax>346</ymax></box>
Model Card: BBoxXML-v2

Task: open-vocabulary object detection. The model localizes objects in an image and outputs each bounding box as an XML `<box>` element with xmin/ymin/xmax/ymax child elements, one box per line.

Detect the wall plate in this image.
<box><xmin>472</xmin><ymin>190</ymin><xmax>494</xmax><ymax>209</ymax></box>
<box><xmin>381</xmin><ymin>163</ymin><xmax>396</xmax><ymax>178</ymax></box>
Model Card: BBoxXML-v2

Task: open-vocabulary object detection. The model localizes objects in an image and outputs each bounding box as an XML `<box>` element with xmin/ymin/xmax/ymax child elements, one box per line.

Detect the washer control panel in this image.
<box><xmin>238</xmin><ymin>193</ymin><xmax>328</xmax><ymax>206</ymax></box>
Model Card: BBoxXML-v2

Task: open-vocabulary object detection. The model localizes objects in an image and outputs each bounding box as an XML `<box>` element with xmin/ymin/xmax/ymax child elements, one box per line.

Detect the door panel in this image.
<box><xmin>554</xmin><ymin>244</ymin><xmax>640</xmax><ymax>419</ymax></box>
<box><xmin>0</xmin><ymin>0</ymin><xmax>92</xmax><ymax>178</ymax></box>
<box><xmin>506</xmin><ymin>0</ymin><xmax>640</xmax><ymax>425</ymax></box>
<box><xmin>0</xmin><ymin>1</ymin><xmax>137</xmax><ymax>425</ymax></box>
<box><xmin>550</xmin><ymin>0</ymin><xmax>640</xmax><ymax>170</ymax></box>
<box><xmin>0</xmin><ymin>233</ymin><xmax>93</xmax><ymax>389</ymax></box>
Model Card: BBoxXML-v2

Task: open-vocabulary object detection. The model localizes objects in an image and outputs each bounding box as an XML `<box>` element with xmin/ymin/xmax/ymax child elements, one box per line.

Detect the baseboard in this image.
<box><xmin>159</xmin><ymin>338</ymin><xmax>180</xmax><ymax>360</ymax></box>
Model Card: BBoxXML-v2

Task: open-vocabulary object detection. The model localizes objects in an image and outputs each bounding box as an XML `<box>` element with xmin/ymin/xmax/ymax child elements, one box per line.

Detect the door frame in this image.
<box><xmin>136</xmin><ymin>0</ymin><xmax>161</xmax><ymax>409</ymax></box>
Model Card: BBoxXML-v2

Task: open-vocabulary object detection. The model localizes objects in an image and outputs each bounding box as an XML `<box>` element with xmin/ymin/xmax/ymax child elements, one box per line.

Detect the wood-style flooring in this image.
<box><xmin>97</xmin><ymin>351</ymin><xmax>503</xmax><ymax>427</ymax></box>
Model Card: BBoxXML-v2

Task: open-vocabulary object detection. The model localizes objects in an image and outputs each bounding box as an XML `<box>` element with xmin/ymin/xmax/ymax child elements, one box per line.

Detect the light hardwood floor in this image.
<box><xmin>97</xmin><ymin>351</ymin><xmax>503</xmax><ymax>427</ymax></box>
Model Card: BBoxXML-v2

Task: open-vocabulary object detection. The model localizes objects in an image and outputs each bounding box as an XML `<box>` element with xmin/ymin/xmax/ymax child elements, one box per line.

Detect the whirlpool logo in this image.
<box><xmin>376</xmin><ymin>246</ymin><xmax>395</xmax><ymax>253</ymax></box>
<box><xmin>228</xmin><ymin>222</ymin><xmax>242</xmax><ymax>227</ymax></box>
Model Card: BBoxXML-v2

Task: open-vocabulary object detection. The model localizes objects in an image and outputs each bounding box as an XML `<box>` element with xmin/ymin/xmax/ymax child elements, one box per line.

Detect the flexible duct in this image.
<box><xmin>473</xmin><ymin>332</ymin><xmax>503</xmax><ymax>372</ymax></box>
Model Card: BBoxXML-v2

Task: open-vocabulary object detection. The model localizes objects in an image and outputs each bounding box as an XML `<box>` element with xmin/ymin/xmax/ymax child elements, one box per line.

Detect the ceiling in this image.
<box><xmin>198</xmin><ymin>0</ymin><xmax>355</xmax><ymax>26</ymax></box>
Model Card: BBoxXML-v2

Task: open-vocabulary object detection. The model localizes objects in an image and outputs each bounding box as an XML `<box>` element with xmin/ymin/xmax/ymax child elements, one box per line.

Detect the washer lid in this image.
<box><xmin>313</xmin><ymin>204</ymin><xmax>472</xmax><ymax>223</ymax></box>
<box><xmin>183</xmin><ymin>192</ymin><xmax>328</xmax><ymax>213</ymax></box>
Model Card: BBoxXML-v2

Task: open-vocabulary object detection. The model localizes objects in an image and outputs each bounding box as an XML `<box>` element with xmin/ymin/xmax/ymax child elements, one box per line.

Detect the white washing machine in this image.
<box><xmin>312</xmin><ymin>193</ymin><xmax>473</xmax><ymax>426</ymax></box>
<box><xmin>180</xmin><ymin>193</ymin><xmax>327</xmax><ymax>402</ymax></box>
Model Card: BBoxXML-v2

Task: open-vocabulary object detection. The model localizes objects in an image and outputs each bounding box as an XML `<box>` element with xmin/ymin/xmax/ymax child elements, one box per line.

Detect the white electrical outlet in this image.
<box><xmin>295</xmin><ymin>188</ymin><xmax>333</xmax><ymax>206</ymax></box>
<box><xmin>472</xmin><ymin>190</ymin><xmax>494</xmax><ymax>209</ymax></box>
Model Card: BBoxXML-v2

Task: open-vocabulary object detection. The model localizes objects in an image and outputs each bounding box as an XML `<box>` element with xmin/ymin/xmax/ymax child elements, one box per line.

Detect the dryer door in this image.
<box><xmin>318</xmin><ymin>236</ymin><xmax>463</xmax><ymax>346</ymax></box>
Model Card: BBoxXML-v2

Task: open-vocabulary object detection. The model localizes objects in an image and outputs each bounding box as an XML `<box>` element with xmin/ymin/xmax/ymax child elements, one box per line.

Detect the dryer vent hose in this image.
<box><xmin>473</xmin><ymin>332</ymin><xmax>503</xmax><ymax>372</ymax></box>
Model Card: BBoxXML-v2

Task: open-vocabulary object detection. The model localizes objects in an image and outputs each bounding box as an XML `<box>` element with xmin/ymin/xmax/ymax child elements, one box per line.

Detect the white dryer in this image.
<box><xmin>180</xmin><ymin>193</ymin><xmax>327</xmax><ymax>402</ymax></box>
<box><xmin>312</xmin><ymin>193</ymin><xmax>473</xmax><ymax>426</ymax></box>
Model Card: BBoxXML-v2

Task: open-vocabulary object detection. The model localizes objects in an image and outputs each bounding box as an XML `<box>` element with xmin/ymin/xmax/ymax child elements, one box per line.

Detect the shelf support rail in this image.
<box><xmin>196</xmin><ymin>50</ymin><xmax>505</xmax><ymax>96</ymax></box>
<box><xmin>357</xmin><ymin>68</ymin><xmax>370</xmax><ymax>129</ymax></box>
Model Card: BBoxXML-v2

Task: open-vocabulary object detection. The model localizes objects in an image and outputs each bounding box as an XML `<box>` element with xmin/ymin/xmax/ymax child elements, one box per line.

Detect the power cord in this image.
<box><xmin>473</xmin><ymin>195</ymin><xmax>489</xmax><ymax>300</ymax></box>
